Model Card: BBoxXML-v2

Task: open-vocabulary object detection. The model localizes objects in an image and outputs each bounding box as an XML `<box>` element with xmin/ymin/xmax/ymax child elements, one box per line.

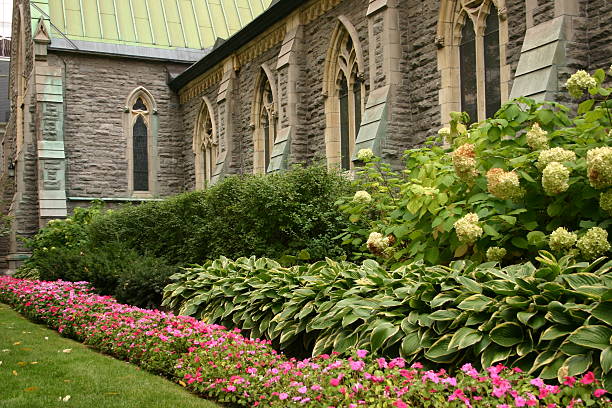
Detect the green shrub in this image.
<box><xmin>163</xmin><ymin>254</ymin><xmax>612</xmax><ymax>386</ymax></box>
<box><xmin>338</xmin><ymin>68</ymin><xmax>612</xmax><ymax>267</ymax></box>
<box><xmin>114</xmin><ymin>255</ymin><xmax>179</xmax><ymax>309</ymax></box>
<box><xmin>88</xmin><ymin>164</ymin><xmax>352</xmax><ymax>264</ymax></box>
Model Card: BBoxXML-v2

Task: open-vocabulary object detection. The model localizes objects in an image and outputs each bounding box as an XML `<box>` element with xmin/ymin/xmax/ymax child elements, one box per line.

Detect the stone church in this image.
<box><xmin>0</xmin><ymin>0</ymin><xmax>610</xmax><ymax>272</ymax></box>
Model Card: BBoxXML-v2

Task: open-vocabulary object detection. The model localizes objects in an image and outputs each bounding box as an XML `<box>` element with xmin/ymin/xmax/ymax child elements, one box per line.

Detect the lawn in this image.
<box><xmin>0</xmin><ymin>303</ymin><xmax>221</xmax><ymax>408</ymax></box>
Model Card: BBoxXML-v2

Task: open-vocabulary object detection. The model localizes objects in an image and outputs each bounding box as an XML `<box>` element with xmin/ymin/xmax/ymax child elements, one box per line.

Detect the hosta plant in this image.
<box><xmin>163</xmin><ymin>254</ymin><xmax>612</xmax><ymax>388</ymax></box>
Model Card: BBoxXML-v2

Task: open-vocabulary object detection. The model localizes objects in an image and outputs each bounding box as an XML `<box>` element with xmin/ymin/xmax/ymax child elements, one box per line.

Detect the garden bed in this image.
<box><xmin>0</xmin><ymin>277</ymin><xmax>608</xmax><ymax>407</ymax></box>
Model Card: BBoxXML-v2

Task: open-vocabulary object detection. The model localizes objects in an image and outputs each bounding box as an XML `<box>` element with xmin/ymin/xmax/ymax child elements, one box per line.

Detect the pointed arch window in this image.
<box><xmin>253</xmin><ymin>68</ymin><xmax>277</xmax><ymax>174</ymax></box>
<box><xmin>194</xmin><ymin>99</ymin><xmax>218</xmax><ymax>189</ymax></box>
<box><xmin>125</xmin><ymin>88</ymin><xmax>158</xmax><ymax>196</ymax></box>
<box><xmin>324</xmin><ymin>19</ymin><xmax>365</xmax><ymax>171</ymax></box>
<box><xmin>438</xmin><ymin>0</ymin><xmax>509</xmax><ymax>123</ymax></box>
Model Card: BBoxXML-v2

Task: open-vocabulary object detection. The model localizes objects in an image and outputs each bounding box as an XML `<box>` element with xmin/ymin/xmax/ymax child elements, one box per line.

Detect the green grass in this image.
<box><xmin>0</xmin><ymin>303</ymin><xmax>221</xmax><ymax>408</ymax></box>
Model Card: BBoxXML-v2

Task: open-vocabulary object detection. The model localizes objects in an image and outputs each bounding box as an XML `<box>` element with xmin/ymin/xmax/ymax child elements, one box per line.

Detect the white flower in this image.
<box><xmin>486</xmin><ymin>168</ymin><xmax>524</xmax><ymax>201</ymax></box>
<box><xmin>549</xmin><ymin>227</ymin><xmax>577</xmax><ymax>252</ymax></box>
<box><xmin>454</xmin><ymin>213</ymin><xmax>483</xmax><ymax>245</ymax></box>
<box><xmin>486</xmin><ymin>247</ymin><xmax>506</xmax><ymax>262</ymax></box>
<box><xmin>353</xmin><ymin>190</ymin><xmax>372</xmax><ymax>203</ymax></box>
<box><xmin>587</xmin><ymin>146</ymin><xmax>612</xmax><ymax>189</ymax></box>
<box><xmin>366</xmin><ymin>232</ymin><xmax>391</xmax><ymax>255</ymax></box>
<box><xmin>565</xmin><ymin>70</ymin><xmax>597</xmax><ymax>98</ymax></box>
<box><xmin>357</xmin><ymin>148</ymin><xmax>375</xmax><ymax>162</ymax></box>
<box><xmin>600</xmin><ymin>191</ymin><xmax>612</xmax><ymax>215</ymax></box>
<box><xmin>438</xmin><ymin>127</ymin><xmax>451</xmax><ymax>137</ymax></box>
<box><xmin>542</xmin><ymin>162</ymin><xmax>570</xmax><ymax>195</ymax></box>
<box><xmin>577</xmin><ymin>227</ymin><xmax>610</xmax><ymax>260</ymax></box>
<box><xmin>537</xmin><ymin>147</ymin><xmax>576</xmax><ymax>170</ymax></box>
<box><xmin>452</xmin><ymin>144</ymin><xmax>479</xmax><ymax>183</ymax></box>
<box><xmin>526</xmin><ymin>123</ymin><xmax>549</xmax><ymax>150</ymax></box>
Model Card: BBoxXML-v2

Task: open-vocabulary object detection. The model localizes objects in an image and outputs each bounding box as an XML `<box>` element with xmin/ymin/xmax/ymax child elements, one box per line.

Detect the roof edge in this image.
<box><xmin>169</xmin><ymin>0</ymin><xmax>304</xmax><ymax>93</ymax></box>
<box><xmin>49</xmin><ymin>38</ymin><xmax>210</xmax><ymax>63</ymax></box>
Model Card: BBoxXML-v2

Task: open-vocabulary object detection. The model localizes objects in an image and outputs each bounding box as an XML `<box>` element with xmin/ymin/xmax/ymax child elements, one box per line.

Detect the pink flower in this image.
<box><xmin>278</xmin><ymin>393</ymin><xmax>288</xmax><ymax>400</ymax></box>
<box><xmin>330</xmin><ymin>377</ymin><xmax>341</xmax><ymax>387</ymax></box>
<box><xmin>563</xmin><ymin>376</ymin><xmax>576</xmax><ymax>387</ymax></box>
<box><xmin>356</xmin><ymin>349</ymin><xmax>368</xmax><ymax>359</ymax></box>
<box><xmin>298</xmin><ymin>386</ymin><xmax>307</xmax><ymax>394</ymax></box>
<box><xmin>530</xmin><ymin>378</ymin><xmax>544</xmax><ymax>388</ymax></box>
<box><xmin>349</xmin><ymin>360</ymin><xmax>365</xmax><ymax>371</ymax></box>
<box><xmin>392</xmin><ymin>400</ymin><xmax>407</xmax><ymax>408</ymax></box>
<box><xmin>580</xmin><ymin>372</ymin><xmax>595</xmax><ymax>385</ymax></box>
<box><xmin>594</xmin><ymin>389</ymin><xmax>607</xmax><ymax>398</ymax></box>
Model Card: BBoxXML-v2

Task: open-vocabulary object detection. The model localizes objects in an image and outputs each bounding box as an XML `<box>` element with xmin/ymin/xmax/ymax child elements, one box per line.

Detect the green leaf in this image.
<box><xmin>458</xmin><ymin>294</ymin><xmax>493</xmax><ymax>312</ymax></box>
<box><xmin>490</xmin><ymin>322</ymin><xmax>524</xmax><ymax>347</ymax></box>
<box><xmin>561</xmin><ymin>354</ymin><xmax>592</xmax><ymax>377</ymax></box>
<box><xmin>517</xmin><ymin>311</ymin><xmax>536</xmax><ymax>325</ymax></box>
<box><xmin>537</xmin><ymin>109</ymin><xmax>555</xmax><ymax>125</ymax></box>
<box><xmin>568</xmin><ymin>325</ymin><xmax>612</xmax><ymax>351</ymax></box>
<box><xmin>540</xmin><ymin>326</ymin><xmax>571</xmax><ymax>341</ymax></box>
<box><xmin>498</xmin><ymin>215</ymin><xmax>517</xmax><ymax>225</ymax></box>
<box><xmin>429</xmin><ymin>309</ymin><xmax>461</xmax><ymax>321</ymax></box>
<box><xmin>400</xmin><ymin>332</ymin><xmax>421</xmax><ymax>356</ymax></box>
<box><xmin>592</xmin><ymin>302</ymin><xmax>612</xmax><ymax>324</ymax></box>
<box><xmin>448</xmin><ymin>327</ymin><xmax>482</xmax><ymax>350</ymax></box>
<box><xmin>578</xmin><ymin>99</ymin><xmax>595</xmax><ymax>114</ymax></box>
<box><xmin>481</xmin><ymin>344</ymin><xmax>512</xmax><ymax>368</ymax></box>
<box><xmin>483</xmin><ymin>224</ymin><xmax>500</xmax><ymax>238</ymax></box>
<box><xmin>530</xmin><ymin>350</ymin><xmax>557</xmax><ymax>373</ymax></box>
<box><xmin>370</xmin><ymin>322</ymin><xmax>400</xmax><ymax>352</ymax></box>
<box><xmin>527</xmin><ymin>231</ymin><xmax>546</xmax><ymax>247</ymax></box>
<box><xmin>511</xmin><ymin>236</ymin><xmax>529</xmax><ymax>249</ymax></box>
<box><xmin>456</xmin><ymin>276</ymin><xmax>482</xmax><ymax>293</ymax></box>
<box><xmin>562</xmin><ymin>273</ymin><xmax>601</xmax><ymax>290</ymax></box>
<box><xmin>601</xmin><ymin>346</ymin><xmax>612</xmax><ymax>373</ymax></box>
<box><xmin>425</xmin><ymin>335</ymin><xmax>456</xmax><ymax>362</ymax></box>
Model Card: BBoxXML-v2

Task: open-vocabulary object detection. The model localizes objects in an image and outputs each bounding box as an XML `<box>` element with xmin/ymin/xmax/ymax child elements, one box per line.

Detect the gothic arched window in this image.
<box><xmin>324</xmin><ymin>19</ymin><xmax>365</xmax><ymax>170</ymax></box>
<box><xmin>438</xmin><ymin>0</ymin><xmax>509</xmax><ymax>123</ymax></box>
<box><xmin>194</xmin><ymin>98</ymin><xmax>218</xmax><ymax>189</ymax></box>
<box><xmin>125</xmin><ymin>87</ymin><xmax>157</xmax><ymax>195</ymax></box>
<box><xmin>253</xmin><ymin>68</ymin><xmax>277</xmax><ymax>174</ymax></box>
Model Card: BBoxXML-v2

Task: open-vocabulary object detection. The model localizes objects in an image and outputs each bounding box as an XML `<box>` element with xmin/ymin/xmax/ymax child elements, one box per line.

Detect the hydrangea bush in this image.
<box><xmin>1</xmin><ymin>277</ymin><xmax>609</xmax><ymax>407</ymax></box>
<box><xmin>337</xmin><ymin>68</ymin><xmax>611</xmax><ymax>266</ymax></box>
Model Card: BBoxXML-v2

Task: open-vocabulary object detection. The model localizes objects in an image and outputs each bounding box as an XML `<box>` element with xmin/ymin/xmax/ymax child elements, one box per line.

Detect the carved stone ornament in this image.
<box><xmin>248</xmin><ymin>122</ymin><xmax>256</xmax><ymax>130</ymax></box>
<box><xmin>356</xmin><ymin>72</ymin><xmax>366</xmax><ymax>82</ymax></box>
<box><xmin>435</xmin><ymin>36</ymin><xmax>445</xmax><ymax>49</ymax></box>
<box><xmin>497</xmin><ymin>7</ymin><xmax>507</xmax><ymax>21</ymax></box>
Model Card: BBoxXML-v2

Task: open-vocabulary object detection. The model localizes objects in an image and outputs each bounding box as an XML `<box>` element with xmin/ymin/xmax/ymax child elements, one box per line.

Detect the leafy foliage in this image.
<box><xmin>88</xmin><ymin>164</ymin><xmax>352</xmax><ymax>264</ymax></box>
<box><xmin>163</xmin><ymin>254</ymin><xmax>612</xmax><ymax>388</ymax></box>
<box><xmin>337</xmin><ymin>68</ymin><xmax>612</xmax><ymax>267</ymax></box>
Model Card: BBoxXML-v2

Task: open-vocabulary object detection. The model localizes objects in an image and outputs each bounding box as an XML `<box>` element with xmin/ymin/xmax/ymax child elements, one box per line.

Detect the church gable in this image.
<box><xmin>29</xmin><ymin>0</ymin><xmax>273</xmax><ymax>51</ymax></box>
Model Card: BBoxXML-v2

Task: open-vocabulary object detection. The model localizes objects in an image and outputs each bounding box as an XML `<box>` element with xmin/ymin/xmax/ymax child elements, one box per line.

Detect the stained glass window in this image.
<box><xmin>484</xmin><ymin>5</ymin><xmax>501</xmax><ymax>118</ymax></box>
<box><xmin>132</xmin><ymin>98</ymin><xmax>147</xmax><ymax>111</ymax></box>
<box><xmin>133</xmin><ymin>115</ymin><xmax>148</xmax><ymax>191</ymax></box>
<box><xmin>339</xmin><ymin>72</ymin><xmax>350</xmax><ymax>170</ymax></box>
<box><xmin>460</xmin><ymin>17</ymin><xmax>478</xmax><ymax>123</ymax></box>
<box><xmin>257</xmin><ymin>75</ymin><xmax>275</xmax><ymax>173</ymax></box>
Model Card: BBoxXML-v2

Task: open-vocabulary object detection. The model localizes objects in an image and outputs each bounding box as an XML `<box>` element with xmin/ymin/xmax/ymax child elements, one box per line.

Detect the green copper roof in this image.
<box><xmin>31</xmin><ymin>0</ymin><xmax>272</xmax><ymax>50</ymax></box>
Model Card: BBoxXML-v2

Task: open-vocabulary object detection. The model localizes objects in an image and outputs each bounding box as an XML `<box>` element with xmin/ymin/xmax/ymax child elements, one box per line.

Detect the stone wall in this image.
<box><xmin>586</xmin><ymin>0</ymin><xmax>612</xmax><ymax>73</ymax></box>
<box><xmin>53</xmin><ymin>53</ymin><xmax>189</xmax><ymax>199</ymax></box>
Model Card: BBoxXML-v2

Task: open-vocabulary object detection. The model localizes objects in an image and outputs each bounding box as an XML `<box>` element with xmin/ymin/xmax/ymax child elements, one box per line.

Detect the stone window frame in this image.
<box><xmin>13</xmin><ymin>4</ymin><xmax>27</xmax><ymax>156</ymax></box>
<box><xmin>193</xmin><ymin>96</ymin><xmax>218</xmax><ymax>189</ymax></box>
<box><xmin>323</xmin><ymin>15</ymin><xmax>366</xmax><ymax>170</ymax></box>
<box><xmin>124</xmin><ymin>86</ymin><xmax>158</xmax><ymax>198</ymax></box>
<box><xmin>437</xmin><ymin>0</ymin><xmax>510</xmax><ymax>124</ymax></box>
<box><xmin>251</xmin><ymin>64</ymin><xmax>278</xmax><ymax>174</ymax></box>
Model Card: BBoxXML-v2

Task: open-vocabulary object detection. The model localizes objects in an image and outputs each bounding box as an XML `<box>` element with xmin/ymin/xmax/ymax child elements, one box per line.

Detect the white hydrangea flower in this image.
<box><xmin>549</xmin><ymin>227</ymin><xmax>577</xmax><ymax>252</ymax></box>
<box><xmin>526</xmin><ymin>123</ymin><xmax>549</xmax><ymax>150</ymax></box>
<box><xmin>456</xmin><ymin>123</ymin><xmax>467</xmax><ymax>134</ymax></box>
<box><xmin>486</xmin><ymin>168</ymin><xmax>524</xmax><ymax>201</ymax></box>
<box><xmin>586</xmin><ymin>146</ymin><xmax>612</xmax><ymax>189</ymax></box>
<box><xmin>353</xmin><ymin>190</ymin><xmax>372</xmax><ymax>203</ymax></box>
<box><xmin>565</xmin><ymin>70</ymin><xmax>597</xmax><ymax>98</ymax></box>
<box><xmin>438</xmin><ymin>127</ymin><xmax>451</xmax><ymax>138</ymax></box>
<box><xmin>542</xmin><ymin>162</ymin><xmax>570</xmax><ymax>195</ymax></box>
<box><xmin>367</xmin><ymin>232</ymin><xmax>391</xmax><ymax>255</ymax></box>
<box><xmin>452</xmin><ymin>144</ymin><xmax>478</xmax><ymax>183</ymax></box>
<box><xmin>577</xmin><ymin>227</ymin><xmax>611</xmax><ymax>260</ymax></box>
<box><xmin>600</xmin><ymin>191</ymin><xmax>612</xmax><ymax>215</ymax></box>
<box><xmin>537</xmin><ymin>147</ymin><xmax>576</xmax><ymax>170</ymax></box>
<box><xmin>454</xmin><ymin>213</ymin><xmax>483</xmax><ymax>245</ymax></box>
<box><xmin>486</xmin><ymin>247</ymin><xmax>506</xmax><ymax>262</ymax></box>
<box><xmin>357</xmin><ymin>148</ymin><xmax>375</xmax><ymax>162</ymax></box>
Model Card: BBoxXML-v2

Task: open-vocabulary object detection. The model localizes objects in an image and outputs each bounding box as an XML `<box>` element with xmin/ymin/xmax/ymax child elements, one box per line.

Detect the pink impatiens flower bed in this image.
<box><xmin>0</xmin><ymin>277</ymin><xmax>609</xmax><ymax>407</ymax></box>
